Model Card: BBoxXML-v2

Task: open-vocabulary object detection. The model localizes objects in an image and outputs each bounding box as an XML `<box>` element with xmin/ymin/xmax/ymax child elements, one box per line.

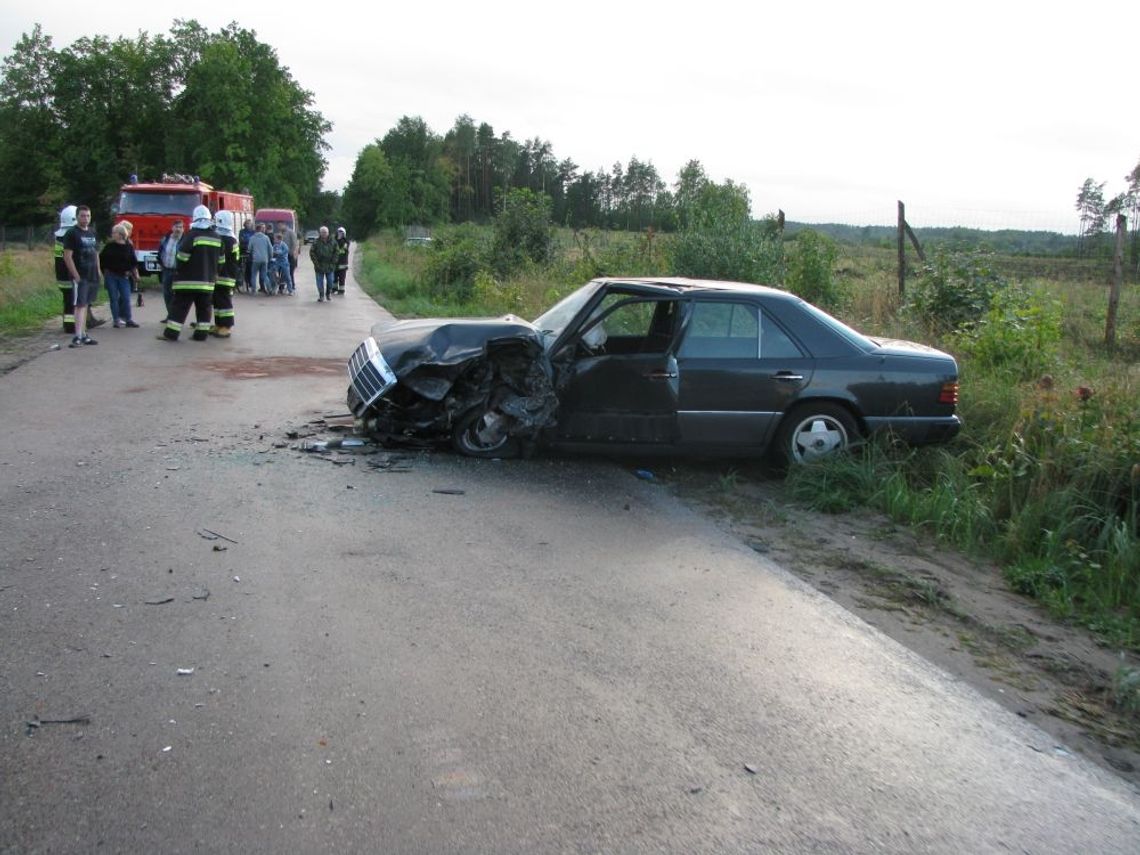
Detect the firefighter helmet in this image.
<box><xmin>214</xmin><ymin>210</ymin><xmax>235</xmax><ymax>236</ymax></box>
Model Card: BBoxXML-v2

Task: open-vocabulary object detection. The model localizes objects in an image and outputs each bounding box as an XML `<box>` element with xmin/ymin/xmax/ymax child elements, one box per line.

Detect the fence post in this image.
<box><xmin>897</xmin><ymin>201</ymin><xmax>906</xmax><ymax>298</ymax></box>
<box><xmin>1106</xmin><ymin>213</ymin><xmax>1126</xmax><ymax>348</ymax></box>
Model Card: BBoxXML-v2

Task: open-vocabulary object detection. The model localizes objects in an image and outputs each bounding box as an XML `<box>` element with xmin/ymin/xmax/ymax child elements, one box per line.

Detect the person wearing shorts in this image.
<box><xmin>62</xmin><ymin>205</ymin><xmax>100</xmax><ymax>347</ymax></box>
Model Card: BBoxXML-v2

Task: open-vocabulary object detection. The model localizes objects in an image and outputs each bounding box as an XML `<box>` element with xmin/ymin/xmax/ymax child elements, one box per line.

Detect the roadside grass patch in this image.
<box><xmin>0</xmin><ymin>249</ymin><xmax>62</xmax><ymax>335</ymax></box>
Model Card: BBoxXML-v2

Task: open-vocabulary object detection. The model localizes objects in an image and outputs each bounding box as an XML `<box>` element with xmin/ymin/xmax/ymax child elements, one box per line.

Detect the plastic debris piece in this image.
<box><xmin>744</xmin><ymin>763</ymin><xmax>758</xmax><ymax>775</ymax></box>
<box><xmin>145</xmin><ymin>598</ymin><xmax>174</xmax><ymax>606</ymax></box>
<box><xmin>176</xmin><ymin>668</ymin><xmax>195</xmax><ymax>676</ymax></box>
<box><xmin>634</xmin><ymin>469</ymin><xmax>655</xmax><ymax>481</ymax></box>
<box><xmin>432</xmin><ymin>488</ymin><xmax>466</xmax><ymax>495</ymax></box>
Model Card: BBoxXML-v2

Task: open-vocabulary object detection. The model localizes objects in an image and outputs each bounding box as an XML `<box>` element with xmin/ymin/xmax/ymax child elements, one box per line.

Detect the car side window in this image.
<box><xmin>578</xmin><ymin>296</ymin><xmax>678</xmax><ymax>355</ymax></box>
<box><xmin>678</xmin><ymin>302</ymin><xmax>759</xmax><ymax>358</ymax></box>
<box><xmin>760</xmin><ymin>311</ymin><xmax>805</xmax><ymax>358</ymax></box>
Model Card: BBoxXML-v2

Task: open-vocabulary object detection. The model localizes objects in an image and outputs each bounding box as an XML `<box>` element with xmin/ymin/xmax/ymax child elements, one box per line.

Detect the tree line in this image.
<box><xmin>1075</xmin><ymin>161</ymin><xmax>1140</xmax><ymax>265</ymax></box>
<box><xmin>341</xmin><ymin>114</ymin><xmax>748</xmax><ymax>238</ymax></box>
<box><xmin>0</xmin><ymin>22</ymin><xmax>331</xmax><ymax>231</ymax></box>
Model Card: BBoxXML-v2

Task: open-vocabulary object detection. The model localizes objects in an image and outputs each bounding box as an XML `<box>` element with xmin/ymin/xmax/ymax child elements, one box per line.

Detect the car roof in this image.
<box><xmin>594</xmin><ymin>277</ymin><xmax>794</xmax><ymax>300</ymax></box>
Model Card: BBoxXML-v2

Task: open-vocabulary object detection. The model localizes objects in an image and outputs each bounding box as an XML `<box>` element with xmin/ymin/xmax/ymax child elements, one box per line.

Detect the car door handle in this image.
<box><xmin>771</xmin><ymin>371</ymin><xmax>804</xmax><ymax>381</ymax></box>
<box><xmin>645</xmin><ymin>371</ymin><xmax>678</xmax><ymax>380</ymax></box>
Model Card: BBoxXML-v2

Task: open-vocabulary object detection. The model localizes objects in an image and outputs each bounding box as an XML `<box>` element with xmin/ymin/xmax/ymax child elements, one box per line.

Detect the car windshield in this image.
<box><xmin>532</xmin><ymin>281</ymin><xmax>602</xmax><ymax>347</ymax></box>
<box><xmin>118</xmin><ymin>191</ymin><xmax>199</xmax><ymax>216</ymax></box>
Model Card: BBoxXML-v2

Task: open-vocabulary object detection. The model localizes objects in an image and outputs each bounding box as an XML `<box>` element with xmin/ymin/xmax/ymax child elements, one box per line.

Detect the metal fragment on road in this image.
<box><xmin>25</xmin><ymin>715</ymin><xmax>91</xmax><ymax>735</ymax></box>
<box><xmin>199</xmin><ymin>528</ymin><xmax>238</xmax><ymax>544</ymax></box>
<box><xmin>145</xmin><ymin>598</ymin><xmax>175</xmax><ymax>606</ymax></box>
<box><xmin>432</xmin><ymin>489</ymin><xmax>466</xmax><ymax>496</ymax></box>
<box><xmin>176</xmin><ymin>668</ymin><xmax>195</xmax><ymax>676</ymax></box>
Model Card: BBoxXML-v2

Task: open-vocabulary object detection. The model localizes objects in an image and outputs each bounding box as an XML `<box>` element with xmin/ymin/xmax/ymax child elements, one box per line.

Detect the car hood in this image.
<box><xmin>370</xmin><ymin>316</ymin><xmax>542</xmax><ymax>372</ymax></box>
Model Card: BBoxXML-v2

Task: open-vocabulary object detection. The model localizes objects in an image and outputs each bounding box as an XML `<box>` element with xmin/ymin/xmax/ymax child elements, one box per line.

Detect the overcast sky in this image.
<box><xmin>3</xmin><ymin>2</ymin><xmax>1137</xmax><ymax>233</ymax></box>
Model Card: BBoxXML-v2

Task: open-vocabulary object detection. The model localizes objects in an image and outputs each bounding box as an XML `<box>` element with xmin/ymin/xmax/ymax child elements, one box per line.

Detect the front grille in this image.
<box><xmin>347</xmin><ymin>337</ymin><xmax>397</xmax><ymax>416</ymax></box>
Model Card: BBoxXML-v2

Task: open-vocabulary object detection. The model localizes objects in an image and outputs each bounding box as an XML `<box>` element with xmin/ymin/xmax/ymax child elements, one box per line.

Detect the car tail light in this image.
<box><xmin>938</xmin><ymin>381</ymin><xmax>959</xmax><ymax>406</ymax></box>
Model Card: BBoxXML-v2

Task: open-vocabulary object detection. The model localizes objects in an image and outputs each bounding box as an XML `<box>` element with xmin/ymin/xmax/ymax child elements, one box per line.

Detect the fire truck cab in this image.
<box><xmin>115</xmin><ymin>174</ymin><xmax>255</xmax><ymax>277</ymax></box>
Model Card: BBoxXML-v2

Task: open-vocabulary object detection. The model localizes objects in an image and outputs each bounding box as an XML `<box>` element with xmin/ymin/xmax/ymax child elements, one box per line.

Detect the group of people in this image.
<box><xmin>233</xmin><ymin>219</ymin><xmax>349</xmax><ymax>302</ymax></box>
<box><xmin>55</xmin><ymin>203</ymin><xmax>352</xmax><ymax>348</ymax></box>
<box><xmin>238</xmin><ymin>219</ymin><xmax>297</xmax><ymax>296</ymax></box>
<box><xmin>54</xmin><ymin>205</ymin><xmax>142</xmax><ymax>347</ymax></box>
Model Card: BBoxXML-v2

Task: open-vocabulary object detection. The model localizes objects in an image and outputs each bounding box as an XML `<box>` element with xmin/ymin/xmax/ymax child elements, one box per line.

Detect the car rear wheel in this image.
<box><xmin>772</xmin><ymin>403</ymin><xmax>859</xmax><ymax>467</ymax></box>
<box><xmin>452</xmin><ymin>395</ymin><xmax>520</xmax><ymax>458</ymax></box>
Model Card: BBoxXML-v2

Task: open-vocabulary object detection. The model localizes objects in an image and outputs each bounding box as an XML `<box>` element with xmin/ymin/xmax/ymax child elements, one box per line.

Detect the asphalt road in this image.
<box><xmin>2</xmin><ymin>252</ymin><xmax>1139</xmax><ymax>853</ymax></box>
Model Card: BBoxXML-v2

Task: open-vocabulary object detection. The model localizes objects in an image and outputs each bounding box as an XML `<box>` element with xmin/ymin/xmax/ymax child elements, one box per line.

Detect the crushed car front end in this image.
<box><xmin>347</xmin><ymin>317</ymin><xmax>559</xmax><ymax>451</ymax></box>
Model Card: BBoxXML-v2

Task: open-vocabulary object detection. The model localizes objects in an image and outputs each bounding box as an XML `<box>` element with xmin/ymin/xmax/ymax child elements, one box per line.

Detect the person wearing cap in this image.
<box><xmin>61</xmin><ymin>205</ymin><xmax>101</xmax><ymax>347</ymax></box>
<box><xmin>211</xmin><ymin>211</ymin><xmax>240</xmax><ymax>336</ymax></box>
<box><xmin>158</xmin><ymin>205</ymin><xmax>221</xmax><ymax>342</ymax></box>
<box><xmin>54</xmin><ymin>206</ymin><xmax>105</xmax><ymax>334</ymax></box>
<box><xmin>333</xmin><ymin>226</ymin><xmax>350</xmax><ymax>295</ymax></box>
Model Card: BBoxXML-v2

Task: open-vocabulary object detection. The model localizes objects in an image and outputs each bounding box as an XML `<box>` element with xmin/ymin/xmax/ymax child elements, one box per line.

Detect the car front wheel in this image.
<box><xmin>772</xmin><ymin>403</ymin><xmax>859</xmax><ymax>466</ymax></box>
<box><xmin>452</xmin><ymin>396</ymin><xmax>519</xmax><ymax>458</ymax></box>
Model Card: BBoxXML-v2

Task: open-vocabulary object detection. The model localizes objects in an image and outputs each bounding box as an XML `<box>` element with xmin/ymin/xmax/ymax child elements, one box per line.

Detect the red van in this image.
<box><xmin>255</xmin><ymin>208</ymin><xmax>299</xmax><ymax>234</ymax></box>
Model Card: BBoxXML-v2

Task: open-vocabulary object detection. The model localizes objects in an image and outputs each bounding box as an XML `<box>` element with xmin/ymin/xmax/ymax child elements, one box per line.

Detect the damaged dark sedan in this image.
<box><xmin>346</xmin><ymin>278</ymin><xmax>961</xmax><ymax>464</ymax></box>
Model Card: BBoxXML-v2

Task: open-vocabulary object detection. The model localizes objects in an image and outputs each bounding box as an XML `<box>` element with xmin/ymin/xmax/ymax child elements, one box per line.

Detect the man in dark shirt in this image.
<box><xmin>62</xmin><ymin>205</ymin><xmax>100</xmax><ymax>347</ymax></box>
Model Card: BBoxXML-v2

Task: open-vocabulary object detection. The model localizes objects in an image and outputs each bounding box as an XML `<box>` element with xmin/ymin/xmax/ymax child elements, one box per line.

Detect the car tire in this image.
<box><xmin>452</xmin><ymin>395</ymin><xmax>520</xmax><ymax>459</ymax></box>
<box><xmin>771</xmin><ymin>402</ymin><xmax>859</xmax><ymax>467</ymax></box>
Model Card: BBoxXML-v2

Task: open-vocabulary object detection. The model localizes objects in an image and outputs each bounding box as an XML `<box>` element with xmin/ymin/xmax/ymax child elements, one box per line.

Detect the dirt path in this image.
<box><xmin>664</xmin><ymin>463</ymin><xmax>1140</xmax><ymax>789</ymax></box>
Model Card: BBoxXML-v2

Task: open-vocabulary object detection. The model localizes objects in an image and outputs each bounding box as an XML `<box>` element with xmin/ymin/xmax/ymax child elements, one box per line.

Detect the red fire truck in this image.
<box><xmin>114</xmin><ymin>174</ymin><xmax>255</xmax><ymax>277</ymax></box>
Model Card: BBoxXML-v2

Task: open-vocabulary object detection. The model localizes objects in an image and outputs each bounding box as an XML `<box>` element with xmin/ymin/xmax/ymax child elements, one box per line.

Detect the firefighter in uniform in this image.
<box><xmin>333</xmin><ymin>226</ymin><xmax>349</xmax><ymax>295</ymax></box>
<box><xmin>158</xmin><ymin>205</ymin><xmax>220</xmax><ymax>342</ymax></box>
<box><xmin>54</xmin><ymin>205</ymin><xmax>79</xmax><ymax>334</ymax></box>
<box><xmin>211</xmin><ymin>210</ymin><xmax>240</xmax><ymax>338</ymax></box>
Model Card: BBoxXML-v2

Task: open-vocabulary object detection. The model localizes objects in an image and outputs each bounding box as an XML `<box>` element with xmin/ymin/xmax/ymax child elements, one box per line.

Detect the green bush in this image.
<box><xmin>786</xmin><ymin>229</ymin><xmax>843</xmax><ymax>310</ymax></box>
<box><xmin>670</xmin><ymin>219</ymin><xmax>784</xmax><ymax>284</ymax></box>
<box><xmin>907</xmin><ymin>247</ymin><xmax>1006</xmax><ymax>333</ymax></box>
<box><xmin>951</xmin><ymin>284</ymin><xmax>1062</xmax><ymax>381</ymax></box>
<box><xmin>491</xmin><ymin>188</ymin><xmax>555</xmax><ymax>276</ymax></box>
<box><xmin>421</xmin><ymin>223</ymin><xmax>490</xmax><ymax>302</ymax></box>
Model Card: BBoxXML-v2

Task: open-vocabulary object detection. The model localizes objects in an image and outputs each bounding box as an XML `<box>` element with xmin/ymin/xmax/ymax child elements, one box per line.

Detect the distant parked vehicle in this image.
<box><xmin>304</xmin><ymin>229</ymin><xmax>319</xmax><ymax>244</ymax></box>
<box><xmin>256</xmin><ymin>207</ymin><xmax>298</xmax><ymax>235</ymax></box>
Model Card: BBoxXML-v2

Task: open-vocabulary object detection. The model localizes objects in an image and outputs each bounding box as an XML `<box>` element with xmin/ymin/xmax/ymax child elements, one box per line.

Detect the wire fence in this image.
<box><xmin>0</xmin><ymin>224</ymin><xmax>56</xmax><ymax>250</ymax></box>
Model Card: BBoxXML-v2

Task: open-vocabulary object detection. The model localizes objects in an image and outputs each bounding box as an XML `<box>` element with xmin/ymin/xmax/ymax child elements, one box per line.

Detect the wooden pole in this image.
<box><xmin>897</xmin><ymin>201</ymin><xmax>906</xmax><ymax>298</ymax></box>
<box><xmin>1106</xmin><ymin>213</ymin><xmax>1126</xmax><ymax>348</ymax></box>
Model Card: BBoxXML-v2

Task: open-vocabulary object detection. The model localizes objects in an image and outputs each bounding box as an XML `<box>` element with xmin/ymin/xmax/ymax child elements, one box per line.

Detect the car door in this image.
<box><xmin>550</xmin><ymin>292</ymin><xmax>683</xmax><ymax>445</ymax></box>
<box><xmin>675</xmin><ymin>297</ymin><xmax>814</xmax><ymax>447</ymax></box>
